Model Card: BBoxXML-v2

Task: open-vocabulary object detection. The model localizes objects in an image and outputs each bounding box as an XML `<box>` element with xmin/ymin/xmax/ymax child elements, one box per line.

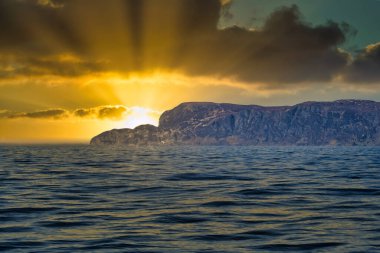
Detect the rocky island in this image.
<box><xmin>90</xmin><ymin>100</ymin><xmax>380</xmax><ymax>146</ymax></box>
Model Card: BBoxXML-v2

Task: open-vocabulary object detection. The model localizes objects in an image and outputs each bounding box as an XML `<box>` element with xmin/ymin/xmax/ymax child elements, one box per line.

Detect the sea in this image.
<box><xmin>0</xmin><ymin>145</ymin><xmax>379</xmax><ymax>252</ymax></box>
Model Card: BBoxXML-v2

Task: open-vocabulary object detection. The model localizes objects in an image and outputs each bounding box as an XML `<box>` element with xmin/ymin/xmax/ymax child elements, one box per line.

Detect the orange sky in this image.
<box><xmin>1</xmin><ymin>0</ymin><xmax>379</xmax><ymax>143</ymax></box>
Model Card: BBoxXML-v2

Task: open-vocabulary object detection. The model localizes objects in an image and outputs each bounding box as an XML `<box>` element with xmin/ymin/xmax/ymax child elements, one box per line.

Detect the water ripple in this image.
<box><xmin>0</xmin><ymin>145</ymin><xmax>379</xmax><ymax>252</ymax></box>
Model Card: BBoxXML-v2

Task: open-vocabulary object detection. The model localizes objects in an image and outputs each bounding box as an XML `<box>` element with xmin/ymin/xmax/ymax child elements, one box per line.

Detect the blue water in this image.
<box><xmin>0</xmin><ymin>145</ymin><xmax>379</xmax><ymax>252</ymax></box>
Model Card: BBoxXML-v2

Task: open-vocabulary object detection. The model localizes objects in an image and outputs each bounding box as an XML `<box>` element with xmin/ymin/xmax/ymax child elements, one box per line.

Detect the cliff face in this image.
<box><xmin>90</xmin><ymin>100</ymin><xmax>380</xmax><ymax>146</ymax></box>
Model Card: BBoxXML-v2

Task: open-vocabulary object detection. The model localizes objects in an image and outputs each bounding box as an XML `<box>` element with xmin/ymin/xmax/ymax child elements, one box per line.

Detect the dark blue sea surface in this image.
<box><xmin>0</xmin><ymin>145</ymin><xmax>379</xmax><ymax>252</ymax></box>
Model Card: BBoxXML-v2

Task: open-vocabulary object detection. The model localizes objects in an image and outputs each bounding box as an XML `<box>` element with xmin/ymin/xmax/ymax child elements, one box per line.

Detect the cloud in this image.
<box><xmin>186</xmin><ymin>5</ymin><xmax>351</xmax><ymax>85</ymax></box>
<box><xmin>36</xmin><ymin>0</ymin><xmax>64</xmax><ymax>8</ymax></box>
<box><xmin>74</xmin><ymin>106</ymin><xmax>128</xmax><ymax>120</ymax></box>
<box><xmin>74</xmin><ymin>105</ymin><xmax>161</xmax><ymax>127</ymax></box>
<box><xmin>0</xmin><ymin>0</ymin><xmax>378</xmax><ymax>87</ymax></box>
<box><xmin>7</xmin><ymin>109</ymin><xmax>68</xmax><ymax>119</ymax></box>
<box><xmin>0</xmin><ymin>53</ymin><xmax>103</xmax><ymax>79</ymax></box>
<box><xmin>0</xmin><ymin>105</ymin><xmax>162</xmax><ymax>130</ymax></box>
<box><xmin>342</xmin><ymin>42</ymin><xmax>380</xmax><ymax>83</ymax></box>
<box><xmin>73</xmin><ymin>108</ymin><xmax>95</xmax><ymax>118</ymax></box>
<box><xmin>2</xmin><ymin>106</ymin><xmax>128</xmax><ymax>120</ymax></box>
<box><xmin>98</xmin><ymin>106</ymin><xmax>127</xmax><ymax>119</ymax></box>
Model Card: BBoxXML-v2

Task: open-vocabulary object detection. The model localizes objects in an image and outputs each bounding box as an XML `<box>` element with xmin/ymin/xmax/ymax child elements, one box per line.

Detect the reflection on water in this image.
<box><xmin>0</xmin><ymin>145</ymin><xmax>379</xmax><ymax>252</ymax></box>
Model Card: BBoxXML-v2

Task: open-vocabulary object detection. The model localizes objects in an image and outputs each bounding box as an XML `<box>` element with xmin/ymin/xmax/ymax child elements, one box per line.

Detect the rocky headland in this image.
<box><xmin>90</xmin><ymin>100</ymin><xmax>380</xmax><ymax>146</ymax></box>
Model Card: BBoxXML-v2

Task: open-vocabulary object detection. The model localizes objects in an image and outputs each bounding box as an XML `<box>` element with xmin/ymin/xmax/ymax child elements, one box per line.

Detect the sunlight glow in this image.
<box><xmin>115</xmin><ymin>106</ymin><xmax>160</xmax><ymax>129</ymax></box>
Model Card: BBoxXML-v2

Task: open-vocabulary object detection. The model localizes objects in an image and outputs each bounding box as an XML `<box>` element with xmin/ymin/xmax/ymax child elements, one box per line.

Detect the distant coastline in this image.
<box><xmin>91</xmin><ymin>100</ymin><xmax>380</xmax><ymax>146</ymax></box>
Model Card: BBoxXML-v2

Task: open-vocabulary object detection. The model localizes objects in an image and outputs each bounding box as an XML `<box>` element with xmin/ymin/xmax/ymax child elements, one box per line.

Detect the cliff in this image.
<box><xmin>90</xmin><ymin>100</ymin><xmax>380</xmax><ymax>146</ymax></box>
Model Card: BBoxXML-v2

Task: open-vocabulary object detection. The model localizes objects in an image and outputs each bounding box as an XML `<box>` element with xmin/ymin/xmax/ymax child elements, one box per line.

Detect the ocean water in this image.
<box><xmin>0</xmin><ymin>145</ymin><xmax>379</xmax><ymax>253</ymax></box>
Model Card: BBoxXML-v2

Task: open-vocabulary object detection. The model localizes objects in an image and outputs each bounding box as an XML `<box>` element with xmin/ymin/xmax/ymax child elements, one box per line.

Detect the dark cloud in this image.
<box><xmin>0</xmin><ymin>0</ymin><xmax>83</xmax><ymax>55</ymax></box>
<box><xmin>1</xmin><ymin>106</ymin><xmax>128</xmax><ymax>120</ymax></box>
<box><xmin>0</xmin><ymin>54</ymin><xmax>103</xmax><ymax>78</ymax></box>
<box><xmin>74</xmin><ymin>106</ymin><xmax>128</xmax><ymax>120</ymax></box>
<box><xmin>0</xmin><ymin>0</ymin><xmax>377</xmax><ymax>85</ymax></box>
<box><xmin>73</xmin><ymin>108</ymin><xmax>95</xmax><ymax>118</ymax></box>
<box><xmin>98</xmin><ymin>106</ymin><xmax>127</xmax><ymax>120</ymax></box>
<box><xmin>7</xmin><ymin>109</ymin><xmax>68</xmax><ymax>119</ymax></box>
<box><xmin>343</xmin><ymin>43</ymin><xmax>380</xmax><ymax>83</ymax></box>
<box><xmin>36</xmin><ymin>0</ymin><xmax>65</xmax><ymax>8</ymax></box>
<box><xmin>182</xmin><ymin>5</ymin><xmax>351</xmax><ymax>84</ymax></box>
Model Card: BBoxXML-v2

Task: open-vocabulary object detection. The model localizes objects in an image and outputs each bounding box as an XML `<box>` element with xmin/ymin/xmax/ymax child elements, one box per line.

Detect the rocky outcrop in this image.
<box><xmin>90</xmin><ymin>100</ymin><xmax>380</xmax><ymax>146</ymax></box>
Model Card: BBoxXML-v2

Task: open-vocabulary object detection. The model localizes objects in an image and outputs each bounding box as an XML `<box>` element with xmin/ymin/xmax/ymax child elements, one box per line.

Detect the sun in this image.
<box><xmin>115</xmin><ymin>106</ymin><xmax>161</xmax><ymax>129</ymax></box>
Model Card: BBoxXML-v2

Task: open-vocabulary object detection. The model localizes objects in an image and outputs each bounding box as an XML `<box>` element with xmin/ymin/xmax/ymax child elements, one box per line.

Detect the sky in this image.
<box><xmin>1</xmin><ymin>0</ymin><xmax>380</xmax><ymax>143</ymax></box>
